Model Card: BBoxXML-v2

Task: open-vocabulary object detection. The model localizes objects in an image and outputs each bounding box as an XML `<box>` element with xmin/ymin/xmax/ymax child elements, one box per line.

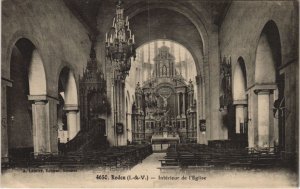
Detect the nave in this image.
<box><xmin>1</xmin><ymin>0</ymin><xmax>298</xmax><ymax>187</ymax></box>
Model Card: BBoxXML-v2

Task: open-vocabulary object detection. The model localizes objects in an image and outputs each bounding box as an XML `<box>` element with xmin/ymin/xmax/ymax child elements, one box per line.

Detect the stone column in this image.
<box><xmin>132</xmin><ymin>114</ymin><xmax>135</xmax><ymax>140</ymax></box>
<box><xmin>76</xmin><ymin>111</ymin><xmax>81</xmax><ymax>133</ymax></box>
<box><xmin>233</xmin><ymin>100</ymin><xmax>247</xmax><ymax>134</ymax></box>
<box><xmin>116</xmin><ymin>80</ymin><xmax>119</xmax><ymax>123</ymax></box>
<box><xmin>247</xmin><ymin>88</ymin><xmax>256</xmax><ymax>148</ymax></box>
<box><xmin>256</xmin><ymin>90</ymin><xmax>271</xmax><ymax>147</ymax></box>
<box><xmin>1</xmin><ymin>78</ymin><xmax>12</xmax><ymax>162</ymax></box>
<box><xmin>182</xmin><ymin>93</ymin><xmax>186</xmax><ymax>117</ymax></box>
<box><xmin>83</xmin><ymin>92</ymin><xmax>88</xmax><ymax>129</ymax></box>
<box><xmin>64</xmin><ymin>105</ymin><xmax>79</xmax><ymax>141</ymax></box>
<box><xmin>113</xmin><ymin>79</ymin><xmax>118</xmax><ymax>146</ymax></box>
<box><xmin>32</xmin><ymin>100</ymin><xmax>48</xmax><ymax>155</ymax></box>
<box><xmin>119</xmin><ymin>81</ymin><xmax>122</xmax><ymax>123</ymax></box>
<box><xmin>47</xmin><ymin>97</ymin><xmax>59</xmax><ymax>154</ymax></box>
<box><xmin>28</xmin><ymin>95</ymin><xmax>59</xmax><ymax>156</ymax></box>
<box><xmin>105</xmin><ymin>63</ymin><xmax>115</xmax><ymax>146</ymax></box>
<box><xmin>196</xmin><ymin>74</ymin><xmax>207</xmax><ymax>144</ymax></box>
<box><xmin>270</xmin><ymin>91</ymin><xmax>278</xmax><ymax>148</ymax></box>
<box><xmin>119</xmin><ymin>81</ymin><xmax>127</xmax><ymax>146</ymax></box>
<box><xmin>135</xmin><ymin>116</ymin><xmax>138</xmax><ymax>140</ymax></box>
<box><xmin>235</xmin><ymin>105</ymin><xmax>244</xmax><ymax>134</ymax></box>
<box><xmin>177</xmin><ymin>93</ymin><xmax>180</xmax><ymax>118</ymax></box>
<box><xmin>208</xmin><ymin>30</ymin><xmax>226</xmax><ymax>140</ymax></box>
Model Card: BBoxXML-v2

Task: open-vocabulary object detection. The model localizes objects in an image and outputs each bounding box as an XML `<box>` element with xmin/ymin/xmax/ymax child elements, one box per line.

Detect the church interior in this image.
<box><xmin>1</xmin><ymin>0</ymin><xmax>299</xmax><ymax>187</ymax></box>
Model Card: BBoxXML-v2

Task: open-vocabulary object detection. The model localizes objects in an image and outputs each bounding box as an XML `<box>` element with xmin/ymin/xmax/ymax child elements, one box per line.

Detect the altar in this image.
<box><xmin>151</xmin><ymin>128</ymin><xmax>180</xmax><ymax>152</ymax></box>
<box><xmin>131</xmin><ymin>44</ymin><xmax>197</xmax><ymax>144</ymax></box>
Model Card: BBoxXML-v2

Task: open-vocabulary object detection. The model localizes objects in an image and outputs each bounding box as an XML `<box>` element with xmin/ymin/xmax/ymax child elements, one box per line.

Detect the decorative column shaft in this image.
<box><xmin>177</xmin><ymin>93</ymin><xmax>180</xmax><ymax>117</ymax></box>
<box><xmin>182</xmin><ymin>93</ymin><xmax>186</xmax><ymax>116</ymax></box>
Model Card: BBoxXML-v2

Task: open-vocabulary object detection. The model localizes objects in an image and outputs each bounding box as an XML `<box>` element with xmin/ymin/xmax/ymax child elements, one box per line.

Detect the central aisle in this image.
<box><xmin>126</xmin><ymin>152</ymin><xmax>165</xmax><ymax>176</ymax></box>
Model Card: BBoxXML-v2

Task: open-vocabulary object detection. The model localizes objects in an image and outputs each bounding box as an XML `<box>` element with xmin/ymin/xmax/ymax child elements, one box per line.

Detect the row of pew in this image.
<box><xmin>159</xmin><ymin>143</ymin><xmax>282</xmax><ymax>171</ymax></box>
<box><xmin>5</xmin><ymin>144</ymin><xmax>153</xmax><ymax>171</ymax></box>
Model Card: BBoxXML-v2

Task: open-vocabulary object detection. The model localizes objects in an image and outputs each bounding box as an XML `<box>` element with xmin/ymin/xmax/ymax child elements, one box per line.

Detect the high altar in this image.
<box><xmin>132</xmin><ymin>43</ymin><xmax>197</xmax><ymax>150</ymax></box>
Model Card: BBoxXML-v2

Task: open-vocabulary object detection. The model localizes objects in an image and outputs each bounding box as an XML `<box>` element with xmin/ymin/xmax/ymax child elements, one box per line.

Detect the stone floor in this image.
<box><xmin>1</xmin><ymin>153</ymin><xmax>298</xmax><ymax>188</ymax></box>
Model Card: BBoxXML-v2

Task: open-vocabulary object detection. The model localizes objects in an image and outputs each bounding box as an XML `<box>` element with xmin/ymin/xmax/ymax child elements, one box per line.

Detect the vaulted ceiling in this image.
<box><xmin>63</xmin><ymin>0</ymin><xmax>231</xmax><ymax>75</ymax></box>
<box><xmin>63</xmin><ymin>0</ymin><xmax>231</xmax><ymax>35</ymax></box>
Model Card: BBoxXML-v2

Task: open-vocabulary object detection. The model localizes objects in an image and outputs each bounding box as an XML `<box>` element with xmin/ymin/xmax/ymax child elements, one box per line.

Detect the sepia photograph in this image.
<box><xmin>1</xmin><ymin>0</ymin><xmax>299</xmax><ymax>188</ymax></box>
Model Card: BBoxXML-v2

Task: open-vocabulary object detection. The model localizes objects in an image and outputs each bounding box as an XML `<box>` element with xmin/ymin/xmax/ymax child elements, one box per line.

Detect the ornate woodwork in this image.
<box><xmin>132</xmin><ymin>44</ymin><xmax>197</xmax><ymax>143</ymax></box>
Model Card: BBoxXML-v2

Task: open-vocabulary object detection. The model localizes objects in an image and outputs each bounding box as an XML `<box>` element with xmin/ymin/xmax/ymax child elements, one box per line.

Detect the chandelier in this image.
<box><xmin>105</xmin><ymin>0</ymin><xmax>136</xmax><ymax>78</ymax></box>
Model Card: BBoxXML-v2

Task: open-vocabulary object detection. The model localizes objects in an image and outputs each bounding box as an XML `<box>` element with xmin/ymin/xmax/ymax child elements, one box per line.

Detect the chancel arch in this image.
<box><xmin>125</xmin><ymin>1</ymin><xmax>209</xmax><ymax>57</ymax></box>
<box><xmin>129</xmin><ymin>9</ymin><xmax>204</xmax><ymax>75</ymax></box>
<box><xmin>101</xmin><ymin>2</ymin><xmax>213</xmax><ymax>145</ymax></box>
<box><xmin>125</xmin><ymin>6</ymin><xmax>212</xmax><ymax>143</ymax></box>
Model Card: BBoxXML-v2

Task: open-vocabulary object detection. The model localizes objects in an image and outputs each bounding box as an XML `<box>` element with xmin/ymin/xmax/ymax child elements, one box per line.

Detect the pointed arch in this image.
<box><xmin>233</xmin><ymin>57</ymin><xmax>247</xmax><ymax>101</ymax></box>
<box><xmin>255</xmin><ymin>20</ymin><xmax>282</xmax><ymax>83</ymax></box>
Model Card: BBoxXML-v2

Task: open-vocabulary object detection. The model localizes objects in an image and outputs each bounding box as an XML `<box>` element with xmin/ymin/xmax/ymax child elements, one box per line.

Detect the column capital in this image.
<box><xmin>233</xmin><ymin>99</ymin><xmax>248</xmax><ymax>105</ymax></box>
<box><xmin>28</xmin><ymin>95</ymin><xmax>59</xmax><ymax>104</ymax></box>
<box><xmin>247</xmin><ymin>84</ymin><xmax>277</xmax><ymax>94</ymax></box>
<box><xmin>254</xmin><ymin>89</ymin><xmax>273</xmax><ymax>95</ymax></box>
<box><xmin>64</xmin><ymin>104</ymin><xmax>79</xmax><ymax>112</ymax></box>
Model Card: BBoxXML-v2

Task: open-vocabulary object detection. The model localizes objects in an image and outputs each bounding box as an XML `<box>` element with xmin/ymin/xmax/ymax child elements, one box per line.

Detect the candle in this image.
<box><xmin>132</xmin><ymin>34</ymin><xmax>135</xmax><ymax>43</ymax></box>
<box><xmin>126</xmin><ymin>16</ymin><xmax>128</xmax><ymax>24</ymax></box>
<box><xmin>112</xmin><ymin>18</ymin><xmax>115</xmax><ymax>26</ymax></box>
<box><xmin>105</xmin><ymin>33</ymin><xmax>108</xmax><ymax>42</ymax></box>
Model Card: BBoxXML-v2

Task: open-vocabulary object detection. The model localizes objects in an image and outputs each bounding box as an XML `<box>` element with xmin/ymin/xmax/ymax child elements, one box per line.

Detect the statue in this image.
<box><xmin>188</xmin><ymin>79</ymin><xmax>194</xmax><ymax>90</ymax></box>
<box><xmin>220</xmin><ymin>56</ymin><xmax>232</xmax><ymax>109</ymax></box>
<box><xmin>159</xmin><ymin>93</ymin><xmax>171</xmax><ymax>109</ymax></box>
